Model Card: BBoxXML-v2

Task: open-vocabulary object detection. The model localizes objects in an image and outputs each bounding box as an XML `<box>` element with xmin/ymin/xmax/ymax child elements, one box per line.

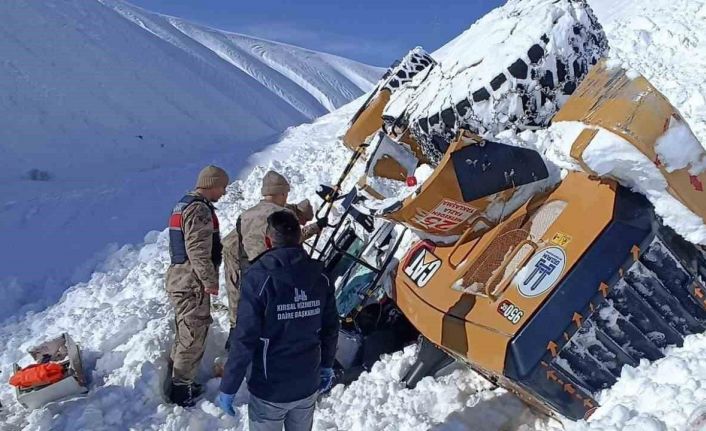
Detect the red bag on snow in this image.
<box><xmin>9</xmin><ymin>363</ymin><xmax>65</xmax><ymax>389</ymax></box>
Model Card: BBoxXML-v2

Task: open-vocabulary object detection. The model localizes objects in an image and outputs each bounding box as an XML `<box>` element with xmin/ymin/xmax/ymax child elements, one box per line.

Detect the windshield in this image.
<box><xmin>336</xmin><ymin>264</ymin><xmax>377</xmax><ymax>317</ymax></box>
<box><xmin>326</xmin><ymin>234</ymin><xmax>365</xmax><ymax>283</ymax></box>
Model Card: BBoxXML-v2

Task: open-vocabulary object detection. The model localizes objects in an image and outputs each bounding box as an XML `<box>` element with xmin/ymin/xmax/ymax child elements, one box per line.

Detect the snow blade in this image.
<box><xmin>555</xmin><ymin>59</ymin><xmax>706</xmax><ymax>226</ymax></box>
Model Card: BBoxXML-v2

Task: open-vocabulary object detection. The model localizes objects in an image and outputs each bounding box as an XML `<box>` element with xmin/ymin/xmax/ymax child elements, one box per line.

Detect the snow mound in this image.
<box><xmin>316</xmin><ymin>347</ymin><xmax>533</xmax><ymax>431</ymax></box>
<box><xmin>570</xmin><ymin>334</ymin><xmax>706</xmax><ymax>431</ymax></box>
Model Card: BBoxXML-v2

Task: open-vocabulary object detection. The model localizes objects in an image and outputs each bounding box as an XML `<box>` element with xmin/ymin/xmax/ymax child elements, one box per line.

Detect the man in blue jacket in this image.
<box><xmin>217</xmin><ymin>210</ymin><xmax>339</xmax><ymax>430</ymax></box>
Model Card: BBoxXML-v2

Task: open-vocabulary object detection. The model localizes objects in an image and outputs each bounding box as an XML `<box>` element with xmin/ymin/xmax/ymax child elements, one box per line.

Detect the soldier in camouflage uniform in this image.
<box><xmin>222</xmin><ymin>172</ymin><xmax>326</xmax><ymax>332</ymax></box>
<box><xmin>222</xmin><ymin>170</ymin><xmax>290</xmax><ymax>331</ymax></box>
<box><xmin>222</xmin><ymin>221</ymin><xmax>245</xmax><ymax>330</ymax></box>
<box><xmin>166</xmin><ymin>165</ymin><xmax>229</xmax><ymax>406</ymax></box>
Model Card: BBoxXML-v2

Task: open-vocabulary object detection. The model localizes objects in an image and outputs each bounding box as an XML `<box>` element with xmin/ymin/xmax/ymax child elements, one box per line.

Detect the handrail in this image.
<box><xmin>329</xmin><ymin>242</ymin><xmax>383</xmax><ymax>274</ymax></box>
<box><xmin>448</xmin><ymin>216</ymin><xmax>493</xmax><ymax>269</ymax></box>
<box><xmin>484</xmin><ymin>239</ymin><xmax>538</xmax><ymax>301</ymax></box>
<box><xmin>310</xmin><ymin>142</ymin><xmax>369</xmax><ymax>258</ymax></box>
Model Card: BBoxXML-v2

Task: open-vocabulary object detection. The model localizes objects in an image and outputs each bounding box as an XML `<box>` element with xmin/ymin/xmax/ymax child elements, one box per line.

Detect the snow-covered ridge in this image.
<box><xmin>107</xmin><ymin>0</ymin><xmax>381</xmax><ymax>117</ymax></box>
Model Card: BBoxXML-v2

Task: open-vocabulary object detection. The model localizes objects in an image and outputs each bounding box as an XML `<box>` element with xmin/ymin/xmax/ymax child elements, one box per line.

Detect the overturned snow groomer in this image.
<box><xmin>391</xmin><ymin>154</ymin><xmax>706</xmax><ymax>419</ymax></box>
<box><xmin>322</xmin><ymin>0</ymin><xmax>706</xmax><ymax>421</ymax></box>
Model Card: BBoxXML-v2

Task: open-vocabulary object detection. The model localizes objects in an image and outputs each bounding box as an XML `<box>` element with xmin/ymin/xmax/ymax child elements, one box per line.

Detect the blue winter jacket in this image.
<box><xmin>220</xmin><ymin>246</ymin><xmax>339</xmax><ymax>402</ymax></box>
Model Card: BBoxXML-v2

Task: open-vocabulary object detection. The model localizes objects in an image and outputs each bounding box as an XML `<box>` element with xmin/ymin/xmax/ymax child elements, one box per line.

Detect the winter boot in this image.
<box><xmin>191</xmin><ymin>382</ymin><xmax>204</xmax><ymax>397</ymax></box>
<box><xmin>169</xmin><ymin>381</ymin><xmax>202</xmax><ymax>407</ymax></box>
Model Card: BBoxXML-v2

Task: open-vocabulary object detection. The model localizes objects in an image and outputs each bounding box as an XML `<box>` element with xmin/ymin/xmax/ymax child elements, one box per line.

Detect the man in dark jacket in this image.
<box><xmin>217</xmin><ymin>210</ymin><xmax>339</xmax><ymax>431</ymax></box>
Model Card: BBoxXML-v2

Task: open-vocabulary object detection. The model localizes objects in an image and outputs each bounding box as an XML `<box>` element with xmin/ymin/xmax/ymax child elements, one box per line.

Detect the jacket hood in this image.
<box><xmin>253</xmin><ymin>246</ymin><xmax>321</xmax><ymax>286</ymax></box>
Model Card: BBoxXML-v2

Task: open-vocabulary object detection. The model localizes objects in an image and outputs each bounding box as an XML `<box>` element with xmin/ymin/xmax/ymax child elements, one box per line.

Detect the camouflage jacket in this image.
<box><xmin>222</xmin><ymin>200</ymin><xmax>321</xmax><ymax>286</ymax></box>
<box><xmin>167</xmin><ymin>192</ymin><xmax>220</xmax><ymax>292</ymax></box>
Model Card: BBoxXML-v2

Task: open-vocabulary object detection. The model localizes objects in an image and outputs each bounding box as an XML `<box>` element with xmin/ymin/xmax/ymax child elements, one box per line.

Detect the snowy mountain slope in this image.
<box><xmin>0</xmin><ymin>100</ymin><xmax>367</xmax><ymax>431</ymax></box>
<box><xmin>0</xmin><ymin>0</ymin><xmax>381</xmax><ymax>321</ymax></box>
<box><xmin>1</xmin><ymin>0</ymin><xmax>705</xmax><ymax>430</ymax></box>
<box><xmin>166</xmin><ymin>21</ymin><xmax>380</xmax><ymax>115</ymax></box>
<box><xmin>0</xmin><ymin>0</ymin><xmax>381</xmax><ymax>183</ymax></box>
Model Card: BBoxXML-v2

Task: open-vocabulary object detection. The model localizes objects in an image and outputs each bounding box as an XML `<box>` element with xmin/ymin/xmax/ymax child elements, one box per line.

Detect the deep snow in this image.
<box><xmin>0</xmin><ymin>0</ymin><xmax>382</xmax><ymax>321</ymax></box>
<box><xmin>1</xmin><ymin>0</ymin><xmax>706</xmax><ymax>430</ymax></box>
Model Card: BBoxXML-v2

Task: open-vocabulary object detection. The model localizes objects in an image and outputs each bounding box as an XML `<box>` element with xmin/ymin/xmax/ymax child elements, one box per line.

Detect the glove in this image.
<box><xmin>217</xmin><ymin>392</ymin><xmax>236</xmax><ymax>416</ymax></box>
<box><xmin>319</xmin><ymin>367</ymin><xmax>335</xmax><ymax>394</ymax></box>
<box><xmin>316</xmin><ymin>215</ymin><xmax>329</xmax><ymax>230</ymax></box>
<box><xmin>204</xmin><ymin>285</ymin><xmax>219</xmax><ymax>296</ymax></box>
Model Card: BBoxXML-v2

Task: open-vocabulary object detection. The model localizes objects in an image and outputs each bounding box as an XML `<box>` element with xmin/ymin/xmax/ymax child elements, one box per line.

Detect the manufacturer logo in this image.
<box><xmin>497</xmin><ymin>300</ymin><xmax>524</xmax><ymax>324</ymax></box>
<box><xmin>413</xmin><ymin>199</ymin><xmax>478</xmax><ymax>232</ymax></box>
<box><xmin>404</xmin><ymin>247</ymin><xmax>441</xmax><ymax>288</ymax></box>
<box><xmin>515</xmin><ymin>246</ymin><xmax>566</xmax><ymax>298</ymax></box>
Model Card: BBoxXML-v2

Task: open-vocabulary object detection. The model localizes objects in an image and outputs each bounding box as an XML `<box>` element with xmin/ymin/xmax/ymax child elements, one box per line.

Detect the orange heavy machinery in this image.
<box><xmin>317</xmin><ymin>56</ymin><xmax>706</xmax><ymax>421</ymax></box>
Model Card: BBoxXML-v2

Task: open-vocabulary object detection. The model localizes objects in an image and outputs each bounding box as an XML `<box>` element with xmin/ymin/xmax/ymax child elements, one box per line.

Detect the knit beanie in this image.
<box><xmin>296</xmin><ymin>199</ymin><xmax>314</xmax><ymax>222</ymax></box>
<box><xmin>261</xmin><ymin>170</ymin><xmax>290</xmax><ymax>196</ymax></box>
<box><xmin>196</xmin><ymin>165</ymin><xmax>229</xmax><ymax>189</ymax></box>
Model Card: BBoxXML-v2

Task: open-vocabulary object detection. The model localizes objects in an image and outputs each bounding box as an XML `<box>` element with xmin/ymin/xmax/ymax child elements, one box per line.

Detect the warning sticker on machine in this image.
<box><xmin>551</xmin><ymin>232</ymin><xmax>572</xmax><ymax>247</ymax></box>
<box><xmin>413</xmin><ymin>199</ymin><xmax>478</xmax><ymax>232</ymax></box>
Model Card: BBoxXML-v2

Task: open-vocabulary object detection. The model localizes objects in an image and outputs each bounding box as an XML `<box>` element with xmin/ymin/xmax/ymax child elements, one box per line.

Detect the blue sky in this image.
<box><xmin>128</xmin><ymin>0</ymin><xmax>506</xmax><ymax>66</ymax></box>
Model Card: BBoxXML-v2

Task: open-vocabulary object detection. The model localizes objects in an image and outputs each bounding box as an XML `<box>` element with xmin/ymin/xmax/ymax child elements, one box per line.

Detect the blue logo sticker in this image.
<box><xmin>515</xmin><ymin>246</ymin><xmax>566</xmax><ymax>298</ymax></box>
